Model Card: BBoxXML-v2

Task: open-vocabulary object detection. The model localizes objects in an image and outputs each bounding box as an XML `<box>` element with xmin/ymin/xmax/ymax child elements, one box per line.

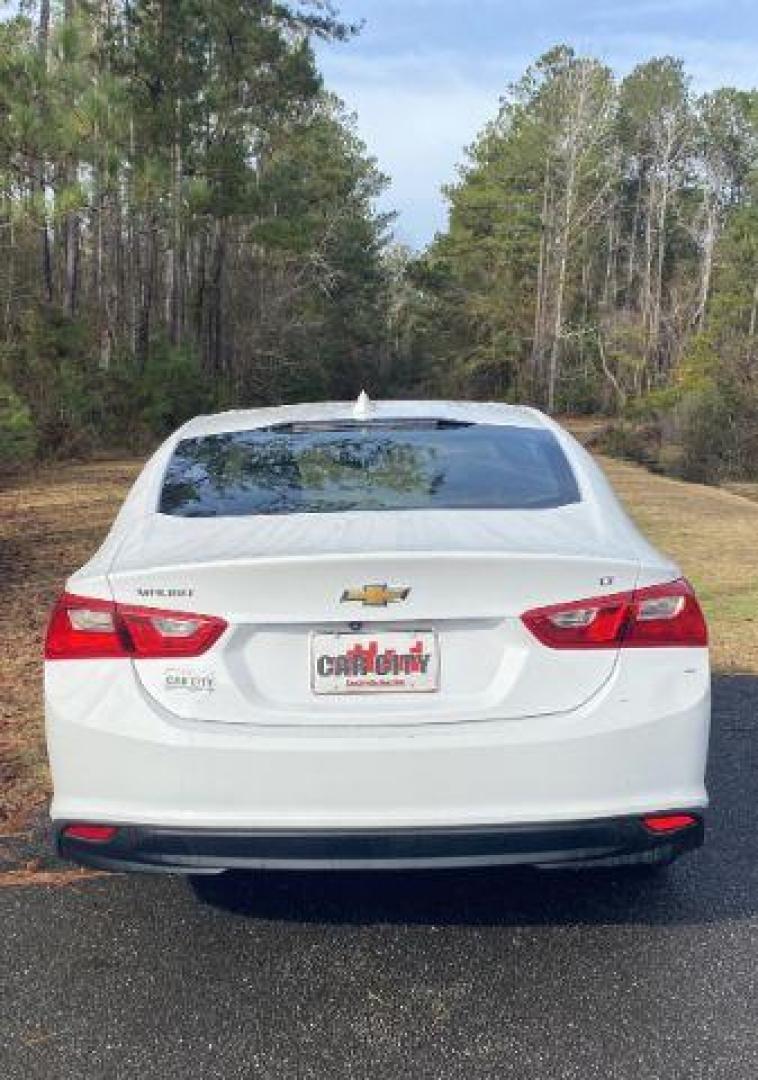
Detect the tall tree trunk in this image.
<box><xmin>695</xmin><ymin>193</ymin><xmax>717</xmax><ymax>331</ymax></box>
<box><xmin>37</xmin><ymin>0</ymin><xmax>54</xmax><ymax>304</ymax></box>
<box><xmin>164</xmin><ymin>16</ymin><xmax>183</xmax><ymax>349</ymax></box>
<box><xmin>626</xmin><ymin>177</ymin><xmax>641</xmax><ymax>299</ymax></box>
<box><xmin>642</xmin><ymin>176</ymin><xmax>655</xmax><ymax>361</ymax></box>
<box><xmin>547</xmin><ymin>231</ymin><xmax>569</xmax><ymax>414</ymax></box>
<box><xmin>207</xmin><ymin>218</ymin><xmax>226</xmax><ymax>377</ymax></box>
<box><xmin>603</xmin><ymin>208</ymin><xmax>616</xmax><ymax>305</ymax></box>
<box><xmin>547</xmin><ymin>126</ymin><xmax>578</xmax><ymax>414</ymax></box>
<box><xmin>138</xmin><ymin>216</ymin><xmax>158</xmax><ymax>370</ymax></box>
<box><xmin>748</xmin><ymin>278</ymin><xmax>758</xmax><ymax>342</ymax></box>
<box><xmin>531</xmin><ymin>162</ymin><xmax>550</xmax><ymax>387</ymax></box>
<box><xmin>651</xmin><ymin>174</ymin><xmax>669</xmax><ymax>373</ymax></box>
<box><xmin>169</xmin><ymin>98</ymin><xmax>183</xmax><ymax>346</ymax></box>
<box><xmin>4</xmin><ymin>216</ymin><xmax>15</xmax><ymax>341</ymax></box>
<box><xmin>63</xmin><ymin>0</ymin><xmax>79</xmax><ymax>316</ymax></box>
<box><xmin>597</xmin><ymin>330</ymin><xmax>626</xmax><ymax>411</ymax></box>
<box><xmin>95</xmin><ymin>0</ymin><xmax>116</xmax><ymax>369</ymax></box>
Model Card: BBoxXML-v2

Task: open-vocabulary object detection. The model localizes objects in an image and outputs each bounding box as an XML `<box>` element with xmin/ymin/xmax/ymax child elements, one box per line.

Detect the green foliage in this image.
<box><xmin>138</xmin><ymin>343</ymin><xmax>215</xmax><ymax>437</ymax></box>
<box><xmin>409</xmin><ymin>47</ymin><xmax>619</xmax><ymax>411</ymax></box>
<box><xmin>678</xmin><ymin>334</ymin><xmax>720</xmax><ymax>394</ymax></box>
<box><xmin>4</xmin><ymin>308</ymin><xmax>99</xmax><ymax>457</ymax></box>
<box><xmin>393</xmin><ymin>44</ymin><xmax>758</xmax><ymax>483</ymax></box>
<box><xmin>553</xmin><ymin>368</ymin><xmax>606</xmax><ymax>417</ymax></box>
<box><xmin>624</xmin><ymin>386</ymin><xmax>683</xmax><ymax>423</ymax></box>
<box><xmin>677</xmin><ymin>377</ymin><xmax>758</xmax><ymax>483</ymax></box>
<box><xmin>3</xmin><ymin>14</ymin><xmax>758</xmax><ymax>493</ymax></box>
<box><xmin>0</xmin><ymin>1</ymin><xmax>390</xmax><ymax>462</ymax></box>
<box><xmin>3</xmin><ymin>309</ymin><xmax>215</xmax><ymax>456</ymax></box>
<box><xmin>0</xmin><ymin>380</ymin><xmax>36</xmax><ymax>465</ymax></box>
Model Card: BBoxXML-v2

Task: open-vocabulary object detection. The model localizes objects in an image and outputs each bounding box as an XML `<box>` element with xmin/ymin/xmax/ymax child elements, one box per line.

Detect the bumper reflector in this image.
<box><xmin>62</xmin><ymin>824</ymin><xmax>119</xmax><ymax>843</ymax></box>
<box><xmin>642</xmin><ymin>813</ymin><xmax>698</xmax><ymax>835</ymax></box>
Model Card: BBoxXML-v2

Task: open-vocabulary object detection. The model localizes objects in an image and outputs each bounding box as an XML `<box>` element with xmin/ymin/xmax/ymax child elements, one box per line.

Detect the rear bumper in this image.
<box><xmin>54</xmin><ymin>814</ymin><xmax>704</xmax><ymax>873</ymax></box>
<box><xmin>46</xmin><ymin>650</ymin><xmax>711</xmax><ymax>856</ymax></box>
<box><xmin>46</xmin><ymin>658</ymin><xmax>711</xmax><ymax>832</ymax></box>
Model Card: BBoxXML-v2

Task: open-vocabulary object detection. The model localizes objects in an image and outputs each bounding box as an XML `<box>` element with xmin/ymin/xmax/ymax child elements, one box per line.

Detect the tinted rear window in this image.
<box><xmin>158</xmin><ymin>422</ymin><xmax>581</xmax><ymax>517</ymax></box>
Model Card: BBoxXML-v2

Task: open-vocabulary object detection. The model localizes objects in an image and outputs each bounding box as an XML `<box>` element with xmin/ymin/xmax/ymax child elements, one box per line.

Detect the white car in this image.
<box><xmin>44</xmin><ymin>396</ymin><xmax>710</xmax><ymax>874</ymax></box>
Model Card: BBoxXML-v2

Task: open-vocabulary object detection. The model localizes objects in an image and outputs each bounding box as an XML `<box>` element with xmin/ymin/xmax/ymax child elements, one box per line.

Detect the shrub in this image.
<box><xmin>592</xmin><ymin>421</ymin><xmax>662</xmax><ymax>468</ymax></box>
<box><xmin>0</xmin><ymin>381</ymin><xmax>36</xmax><ymax>465</ymax></box>
<box><xmin>555</xmin><ymin>369</ymin><xmax>606</xmax><ymax>416</ymax></box>
<box><xmin>3</xmin><ymin>307</ymin><xmax>98</xmax><ymax>458</ymax></box>
<box><xmin>138</xmin><ymin>341</ymin><xmax>215</xmax><ymax>437</ymax></box>
<box><xmin>3</xmin><ymin>308</ymin><xmax>217</xmax><ymax>459</ymax></box>
<box><xmin>677</xmin><ymin>383</ymin><xmax>758</xmax><ymax>484</ymax></box>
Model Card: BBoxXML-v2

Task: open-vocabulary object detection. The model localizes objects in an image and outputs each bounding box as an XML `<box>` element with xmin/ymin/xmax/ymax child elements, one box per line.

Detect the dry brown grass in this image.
<box><xmin>1</xmin><ymin>451</ymin><xmax>756</xmax><ymax>834</ymax></box>
<box><xmin>0</xmin><ymin>866</ymin><xmax>111</xmax><ymax>888</ymax></box>
<box><xmin>723</xmin><ymin>481</ymin><xmax>758</xmax><ymax>506</ymax></box>
<box><xmin>597</xmin><ymin>456</ymin><xmax>758</xmax><ymax>674</ymax></box>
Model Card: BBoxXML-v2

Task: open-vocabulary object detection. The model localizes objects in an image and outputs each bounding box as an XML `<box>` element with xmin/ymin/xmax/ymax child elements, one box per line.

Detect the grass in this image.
<box><xmin>723</xmin><ymin>481</ymin><xmax>758</xmax><ymax>506</ymax></box>
<box><xmin>1</xmin><ymin>451</ymin><xmax>757</xmax><ymax>831</ymax></box>
<box><xmin>597</xmin><ymin>455</ymin><xmax>758</xmax><ymax>674</ymax></box>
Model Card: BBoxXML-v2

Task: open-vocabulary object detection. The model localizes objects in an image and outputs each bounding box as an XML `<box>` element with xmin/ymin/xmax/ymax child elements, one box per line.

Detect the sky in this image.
<box><xmin>315</xmin><ymin>0</ymin><xmax>758</xmax><ymax>249</ymax></box>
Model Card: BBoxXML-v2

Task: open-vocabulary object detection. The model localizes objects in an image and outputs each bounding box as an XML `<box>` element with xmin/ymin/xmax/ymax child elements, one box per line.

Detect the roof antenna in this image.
<box><xmin>353</xmin><ymin>389</ymin><xmax>373</xmax><ymax>419</ymax></box>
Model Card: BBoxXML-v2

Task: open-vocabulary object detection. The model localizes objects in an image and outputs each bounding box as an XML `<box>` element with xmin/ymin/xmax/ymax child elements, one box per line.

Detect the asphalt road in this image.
<box><xmin>2</xmin><ymin>676</ymin><xmax>757</xmax><ymax>1080</ymax></box>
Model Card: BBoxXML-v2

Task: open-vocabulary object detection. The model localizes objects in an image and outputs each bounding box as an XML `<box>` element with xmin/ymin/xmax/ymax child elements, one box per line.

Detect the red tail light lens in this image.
<box><xmin>522</xmin><ymin>594</ymin><xmax>631</xmax><ymax>649</ymax></box>
<box><xmin>62</xmin><ymin>824</ymin><xmax>119</xmax><ymax>842</ymax></box>
<box><xmin>118</xmin><ymin>608</ymin><xmax>227</xmax><ymax>657</ymax></box>
<box><xmin>45</xmin><ymin>594</ymin><xmax>131</xmax><ymax>659</ymax></box>
<box><xmin>624</xmin><ymin>581</ymin><xmax>707</xmax><ymax>647</ymax></box>
<box><xmin>521</xmin><ymin>578</ymin><xmax>707</xmax><ymax>650</ymax></box>
<box><xmin>45</xmin><ymin>593</ymin><xmax>227</xmax><ymax>660</ymax></box>
<box><xmin>642</xmin><ymin>813</ymin><xmax>698</xmax><ymax>834</ymax></box>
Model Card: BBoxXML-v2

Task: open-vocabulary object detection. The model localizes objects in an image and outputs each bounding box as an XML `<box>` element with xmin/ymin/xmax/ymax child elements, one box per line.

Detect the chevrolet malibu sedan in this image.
<box><xmin>44</xmin><ymin>396</ymin><xmax>710</xmax><ymax>875</ymax></box>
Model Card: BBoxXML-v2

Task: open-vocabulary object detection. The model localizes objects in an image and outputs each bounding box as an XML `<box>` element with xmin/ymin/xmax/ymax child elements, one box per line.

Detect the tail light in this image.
<box><xmin>62</xmin><ymin>824</ymin><xmax>119</xmax><ymax>842</ymax></box>
<box><xmin>45</xmin><ymin>593</ymin><xmax>227</xmax><ymax>660</ymax></box>
<box><xmin>521</xmin><ymin>578</ymin><xmax>707</xmax><ymax>650</ymax></box>
<box><xmin>642</xmin><ymin>813</ymin><xmax>698</xmax><ymax>835</ymax></box>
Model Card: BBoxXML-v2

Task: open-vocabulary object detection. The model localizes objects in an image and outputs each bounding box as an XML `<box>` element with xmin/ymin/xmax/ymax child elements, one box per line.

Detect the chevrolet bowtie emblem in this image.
<box><xmin>341</xmin><ymin>584</ymin><xmax>411</xmax><ymax>607</ymax></box>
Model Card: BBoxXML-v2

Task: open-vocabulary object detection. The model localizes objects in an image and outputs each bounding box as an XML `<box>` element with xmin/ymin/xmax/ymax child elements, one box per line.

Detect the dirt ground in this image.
<box><xmin>2</xmin><ymin>451</ymin><xmax>757</xmax><ymax>834</ymax></box>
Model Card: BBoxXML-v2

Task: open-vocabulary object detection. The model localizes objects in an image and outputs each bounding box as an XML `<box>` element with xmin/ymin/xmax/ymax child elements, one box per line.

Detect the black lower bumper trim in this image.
<box><xmin>55</xmin><ymin>814</ymin><xmax>704</xmax><ymax>873</ymax></box>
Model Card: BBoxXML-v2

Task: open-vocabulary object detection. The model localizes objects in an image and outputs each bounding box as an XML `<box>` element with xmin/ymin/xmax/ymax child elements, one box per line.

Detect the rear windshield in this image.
<box><xmin>158</xmin><ymin>422</ymin><xmax>581</xmax><ymax>517</ymax></box>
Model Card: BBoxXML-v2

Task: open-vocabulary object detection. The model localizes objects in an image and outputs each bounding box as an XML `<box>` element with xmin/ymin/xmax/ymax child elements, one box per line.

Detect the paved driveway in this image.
<box><xmin>2</xmin><ymin>677</ymin><xmax>757</xmax><ymax>1080</ymax></box>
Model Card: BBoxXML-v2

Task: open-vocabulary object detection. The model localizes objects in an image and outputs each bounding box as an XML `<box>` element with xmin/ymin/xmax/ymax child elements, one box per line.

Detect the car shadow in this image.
<box><xmin>189</xmin><ymin>675</ymin><xmax>758</xmax><ymax>928</ymax></box>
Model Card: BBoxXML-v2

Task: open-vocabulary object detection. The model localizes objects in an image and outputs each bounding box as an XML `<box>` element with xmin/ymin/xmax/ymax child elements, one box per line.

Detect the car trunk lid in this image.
<box><xmin>108</xmin><ymin>508</ymin><xmax>639</xmax><ymax>726</ymax></box>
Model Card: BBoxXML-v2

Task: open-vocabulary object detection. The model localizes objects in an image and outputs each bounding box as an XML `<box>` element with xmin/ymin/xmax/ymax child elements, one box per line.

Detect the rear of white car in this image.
<box><xmin>44</xmin><ymin>400</ymin><xmax>710</xmax><ymax>873</ymax></box>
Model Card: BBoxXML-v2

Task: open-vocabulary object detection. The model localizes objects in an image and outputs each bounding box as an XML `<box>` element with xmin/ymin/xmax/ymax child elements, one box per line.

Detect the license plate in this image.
<box><xmin>311</xmin><ymin>631</ymin><xmax>439</xmax><ymax>694</ymax></box>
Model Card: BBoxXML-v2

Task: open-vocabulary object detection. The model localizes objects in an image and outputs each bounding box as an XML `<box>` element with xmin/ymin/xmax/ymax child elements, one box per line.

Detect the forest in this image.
<box><xmin>0</xmin><ymin>0</ymin><xmax>391</xmax><ymax>459</ymax></box>
<box><xmin>402</xmin><ymin>46</ymin><xmax>758</xmax><ymax>483</ymax></box>
<box><xmin>1</xmin><ymin>5</ymin><xmax>757</xmax><ymax>484</ymax></box>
